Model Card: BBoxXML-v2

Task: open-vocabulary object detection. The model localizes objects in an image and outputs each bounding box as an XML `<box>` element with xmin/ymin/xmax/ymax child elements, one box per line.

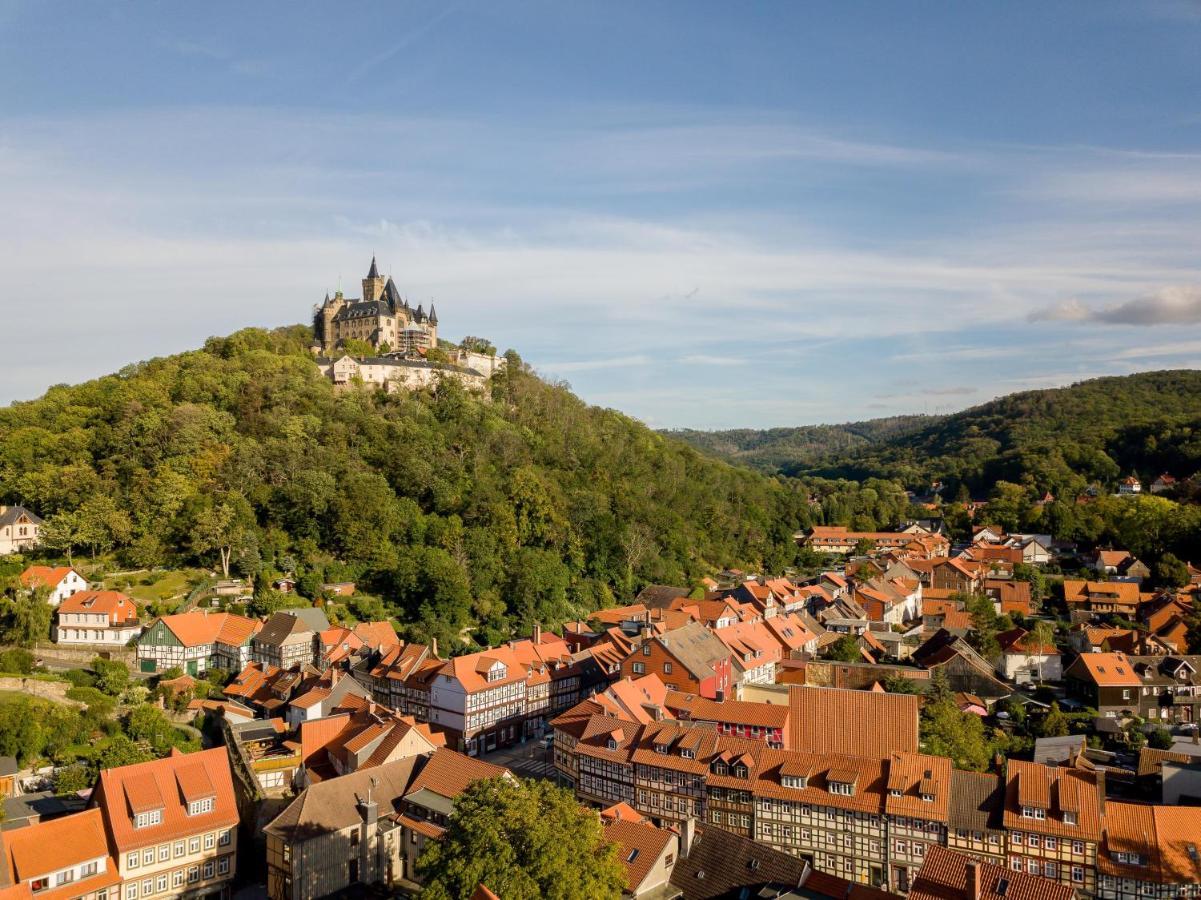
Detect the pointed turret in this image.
<box><xmin>367</xmin><ymin>256</ymin><xmax>379</xmax><ymax>279</ymax></box>
<box><xmin>428</xmin><ymin>303</ymin><xmax>438</xmax><ymax>325</ymax></box>
<box><xmin>415</xmin><ymin>304</ymin><xmax>425</xmax><ymax>321</ymax></box>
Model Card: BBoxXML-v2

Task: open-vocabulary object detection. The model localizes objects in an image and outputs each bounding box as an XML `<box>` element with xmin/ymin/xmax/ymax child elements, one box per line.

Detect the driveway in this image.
<box><xmin>478</xmin><ymin>739</ymin><xmax>557</xmax><ymax>782</ymax></box>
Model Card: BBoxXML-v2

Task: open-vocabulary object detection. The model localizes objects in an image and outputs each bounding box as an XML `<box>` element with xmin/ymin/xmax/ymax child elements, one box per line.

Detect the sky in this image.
<box><xmin>1</xmin><ymin>2</ymin><xmax>1200</xmax><ymax>428</ymax></box>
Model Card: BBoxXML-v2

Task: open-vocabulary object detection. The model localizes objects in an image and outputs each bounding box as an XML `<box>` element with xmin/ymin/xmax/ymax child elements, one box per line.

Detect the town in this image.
<box><xmin>3</xmin><ymin>474</ymin><xmax>1201</xmax><ymax>900</ymax></box>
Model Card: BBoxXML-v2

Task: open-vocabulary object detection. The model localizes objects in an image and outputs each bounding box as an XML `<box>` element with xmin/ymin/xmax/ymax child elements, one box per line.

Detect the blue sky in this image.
<box><xmin>2</xmin><ymin>1</ymin><xmax>1200</xmax><ymax>427</ymax></box>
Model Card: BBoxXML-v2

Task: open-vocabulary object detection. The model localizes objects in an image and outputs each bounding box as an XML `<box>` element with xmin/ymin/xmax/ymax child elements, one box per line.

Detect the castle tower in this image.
<box><xmin>361</xmin><ymin>256</ymin><xmax>385</xmax><ymax>304</ymax></box>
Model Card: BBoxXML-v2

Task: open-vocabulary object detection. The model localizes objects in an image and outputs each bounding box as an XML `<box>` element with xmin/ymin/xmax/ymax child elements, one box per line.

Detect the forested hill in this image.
<box><xmin>665</xmin><ymin>415</ymin><xmax>935</xmax><ymax>475</ymax></box>
<box><xmin>686</xmin><ymin>370</ymin><xmax>1201</xmax><ymax>497</ymax></box>
<box><xmin>0</xmin><ymin>327</ymin><xmax>814</xmax><ymax>648</ymax></box>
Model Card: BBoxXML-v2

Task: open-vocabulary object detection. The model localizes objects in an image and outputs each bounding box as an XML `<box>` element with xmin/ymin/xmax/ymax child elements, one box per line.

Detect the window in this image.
<box><xmin>134</xmin><ymin>810</ymin><xmax>162</xmax><ymax>829</ymax></box>
<box><xmin>1011</xmin><ymin>833</ymin><xmax>1023</xmax><ymax>846</ymax></box>
<box><xmin>1010</xmin><ymin>859</ymin><xmax>1022</xmax><ymax>872</ymax></box>
<box><xmin>141</xmin><ymin>880</ymin><xmax>151</xmax><ymax>897</ymax></box>
<box><xmin>158</xmin><ymin>845</ymin><xmax>169</xmax><ymax>862</ymax></box>
<box><xmin>126</xmin><ymin>885</ymin><xmax>138</xmax><ymax>900</ymax></box>
<box><xmin>632</xmin><ymin>662</ymin><xmax>645</xmax><ymax>675</ymax></box>
<box><xmin>55</xmin><ymin>871</ymin><xmax>75</xmax><ymax>887</ymax></box>
<box><xmin>1071</xmin><ymin>866</ymin><xmax>1085</xmax><ymax>883</ymax></box>
<box><xmin>1028</xmin><ymin>835</ymin><xmax>1040</xmax><ymax>849</ymax></box>
<box><xmin>127</xmin><ymin>853</ymin><xmax>140</xmax><ymax>869</ymax></box>
<box><xmin>82</xmin><ymin>862</ymin><xmax>98</xmax><ymax>877</ymax></box>
<box><xmin>1027</xmin><ymin>859</ymin><xmax>1039</xmax><ymax>875</ymax></box>
<box><xmin>1072</xmin><ymin>840</ymin><xmax>1084</xmax><ymax>854</ymax></box>
<box><xmin>189</xmin><ymin>838</ymin><xmax>200</xmax><ymax>854</ymax></box>
<box><xmin>663</xmin><ymin>662</ymin><xmax>672</xmax><ymax>674</ymax></box>
<box><xmin>187</xmin><ymin>797</ymin><xmax>214</xmax><ymax>816</ymax></box>
<box><xmin>1064</xmin><ymin>812</ymin><xmax>1078</xmax><ymax>826</ymax></box>
<box><xmin>681</xmin><ymin>748</ymin><xmax>694</xmax><ymax>759</ymax></box>
<box><xmin>203</xmin><ymin>861</ymin><xmax>214</xmax><ymax>879</ymax></box>
<box><xmin>829</xmin><ymin>781</ymin><xmax>853</xmax><ymax>796</ymax></box>
<box><xmin>1044</xmin><ymin>862</ymin><xmax>1057</xmax><ymax>879</ymax></box>
<box><xmin>1021</xmin><ymin>806</ymin><xmax>1046</xmax><ymax>820</ymax></box>
<box><xmin>173</xmin><ymin>873</ymin><xmax>183</xmax><ymax>888</ymax></box>
<box><xmin>1045</xmin><ymin>837</ymin><xmax>1057</xmax><ymax>851</ymax></box>
<box><xmin>217</xmin><ymin>857</ymin><xmax>230</xmax><ymax>876</ymax></box>
<box><xmin>187</xmin><ymin>867</ymin><xmax>199</xmax><ymax>884</ymax></box>
<box><xmin>642</xmin><ymin>644</ymin><xmax>651</xmax><ymax>656</ymax></box>
<box><xmin>156</xmin><ymin>876</ymin><xmax>167</xmax><ymax>893</ymax></box>
<box><xmin>218</xmin><ymin>830</ymin><xmax>231</xmax><ymax>847</ymax></box>
<box><xmin>174</xmin><ymin>842</ymin><xmax>185</xmax><ymax>858</ymax></box>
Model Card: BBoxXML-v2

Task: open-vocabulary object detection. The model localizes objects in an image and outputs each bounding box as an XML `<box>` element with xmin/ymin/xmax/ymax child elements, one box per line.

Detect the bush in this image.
<box><xmin>92</xmin><ymin>658</ymin><xmax>129</xmax><ymax>696</ymax></box>
<box><xmin>0</xmin><ymin>648</ymin><xmax>35</xmax><ymax>674</ymax></box>
<box><xmin>62</xmin><ymin>668</ymin><xmax>97</xmax><ymax>689</ymax></box>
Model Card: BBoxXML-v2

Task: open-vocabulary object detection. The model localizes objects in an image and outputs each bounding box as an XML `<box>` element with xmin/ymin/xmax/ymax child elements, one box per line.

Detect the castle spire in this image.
<box><xmin>428</xmin><ymin>303</ymin><xmax>438</xmax><ymax>325</ymax></box>
<box><xmin>367</xmin><ymin>255</ymin><xmax>379</xmax><ymax>279</ymax></box>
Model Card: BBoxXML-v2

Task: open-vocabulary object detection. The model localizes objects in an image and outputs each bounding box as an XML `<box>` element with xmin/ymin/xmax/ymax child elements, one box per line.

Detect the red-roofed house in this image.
<box><xmin>19</xmin><ymin>565</ymin><xmax>87</xmax><ymax>606</ymax></box>
<box><xmin>54</xmin><ymin>590</ymin><xmax>141</xmax><ymax>646</ymax></box>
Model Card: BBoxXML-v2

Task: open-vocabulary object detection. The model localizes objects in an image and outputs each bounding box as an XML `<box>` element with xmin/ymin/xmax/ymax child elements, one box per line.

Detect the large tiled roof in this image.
<box><xmin>604</xmin><ymin>819</ymin><xmax>673</xmax><ymax>893</ymax></box>
<box><xmin>58</xmin><ymin>590</ymin><xmax>139</xmax><ymax>625</ymax></box>
<box><xmin>754</xmin><ymin>748</ymin><xmax>888</xmax><ymax>815</ymax></box>
<box><xmin>789</xmin><ymin>686</ymin><xmax>919</xmax><ymax>757</ymax></box>
<box><xmin>654</xmin><ymin>620</ymin><xmax>732</xmax><ymax>681</ymax></box>
<box><xmin>0</xmin><ymin>808</ymin><xmax>119</xmax><ymax>900</ymax></box>
<box><xmin>668</xmin><ymin>693</ymin><xmax>789</xmax><ymax>730</ymax></box>
<box><xmin>157</xmin><ymin>610</ymin><xmax>260</xmax><ymax>648</ymax></box>
<box><xmin>18</xmin><ymin>566</ymin><xmax>76</xmax><ymax>589</ymax></box>
<box><xmin>669</xmin><ymin>824</ymin><xmax>806</xmax><ymax>900</ymax></box>
<box><xmin>948</xmin><ymin>770</ymin><xmax>1004</xmax><ymax>835</ymax></box>
<box><xmin>910</xmin><ymin>845</ymin><xmax>1073</xmax><ymax>900</ymax></box>
<box><xmin>92</xmin><ymin>748</ymin><xmax>237</xmax><ymax>851</ymax></box>
<box><xmin>1002</xmin><ymin>759</ymin><xmax>1103</xmax><ymax>841</ymax></box>
<box><xmin>1068</xmin><ymin>651</ymin><xmax>1142</xmax><ymax>687</ymax></box>
<box><xmin>884</xmin><ymin>752</ymin><xmax>951</xmax><ymax>821</ymax></box>
<box><xmin>404</xmin><ymin>747</ymin><xmax>508</xmax><ymax>800</ymax></box>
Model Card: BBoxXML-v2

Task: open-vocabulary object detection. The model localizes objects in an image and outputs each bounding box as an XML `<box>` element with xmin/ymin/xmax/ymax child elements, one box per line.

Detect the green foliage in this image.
<box><xmin>92</xmin><ymin>658</ymin><xmax>129</xmax><ymax>696</ymax></box>
<box><xmin>0</xmin><ymin>590</ymin><xmax>52</xmax><ymax>646</ymax></box>
<box><xmin>0</xmin><ymin>648</ymin><xmax>34</xmax><ymax>674</ymax></box>
<box><xmin>340</xmin><ymin>338</ymin><xmax>376</xmax><ymax>356</ymax></box>
<box><xmin>53</xmin><ymin>762</ymin><xmax>93</xmax><ymax>795</ymax></box>
<box><xmin>416</xmin><ymin>777</ymin><xmax>625</xmax><ymax>900</ymax></box>
<box><xmin>0</xmin><ymin>326</ymin><xmax>812</xmax><ymax>647</ymax></box>
<box><xmin>826</xmin><ymin>634</ymin><xmax>863</xmax><ymax>663</ymax></box>
<box><xmin>881</xmin><ymin>673</ymin><xmax>923</xmax><ymax>695</ymax></box>
<box><xmin>1040</xmin><ymin>703</ymin><xmax>1070</xmax><ymax>738</ymax></box>
<box><xmin>920</xmin><ymin>691</ymin><xmax>995</xmax><ymax>771</ymax></box>
<box><xmin>1157</xmin><ymin>553</ymin><xmax>1190</xmax><ymax>588</ymax></box>
<box><xmin>1149</xmin><ymin>726</ymin><xmax>1175</xmax><ymax>750</ymax></box>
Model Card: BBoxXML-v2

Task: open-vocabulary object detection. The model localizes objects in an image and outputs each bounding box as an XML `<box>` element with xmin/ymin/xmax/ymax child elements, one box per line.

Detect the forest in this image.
<box><xmin>0</xmin><ymin>327</ymin><xmax>838</xmax><ymax>649</ymax></box>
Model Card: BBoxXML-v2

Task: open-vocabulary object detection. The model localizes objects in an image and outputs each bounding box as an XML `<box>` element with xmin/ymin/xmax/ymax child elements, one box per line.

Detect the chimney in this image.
<box><xmin>965</xmin><ymin>861</ymin><xmax>980</xmax><ymax>900</ymax></box>
<box><xmin>679</xmin><ymin>816</ymin><xmax>696</xmax><ymax>859</ymax></box>
<box><xmin>533</xmin><ymin>621</ymin><xmax>542</xmax><ymax>644</ymax></box>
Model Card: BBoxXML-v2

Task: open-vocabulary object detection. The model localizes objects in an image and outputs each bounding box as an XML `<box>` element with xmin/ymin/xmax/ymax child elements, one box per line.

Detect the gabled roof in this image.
<box><xmin>604</xmin><ymin>819</ymin><xmax>674</xmax><ymax>894</ymax></box>
<box><xmin>19</xmin><ymin>566</ymin><xmax>78</xmax><ymax>590</ymax></box>
<box><xmin>155</xmin><ymin>610</ymin><xmax>260</xmax><ymax>648</ymax></box>
<box><xmin>0</xmin><ymin>808</ymin><xmax>119</xmax><ymax>900</ymax></box>
<box><xmin>948</xmin><ymin>770</ymin><xmax>1004</xmax><ymax>835</ymax></box>
<box><xmin>58</xmin><ymin>590</ymin><xmax>139</xmax><ymax>625</ymax></box>
<box><xmin>669</xmin><ymin>824</ymin><xmax>807</xmax><ymax>900</ymax></box>
<box><xmin>1067</xmin><ymin>651</ymin><xmax>1142</xmax><ymax>687</ymax></box>
<box><xmin>91</xmin><ymin>748</ymin><xmax>237</xmax><ymax>851</ymax></box>
<box><xmin>650</xmin><ymin>620</ymin><xmax>732</xmax><ymax>681</ymax></box>
<box><xmin>404</xmin><ymin>747</ymin><xmax>508</xmax><ymax>801</ymax></box>
<box><xmin>910</xmin><ymin>845</ymin><xmax>1073</xmax><ymax>900</ymax></box>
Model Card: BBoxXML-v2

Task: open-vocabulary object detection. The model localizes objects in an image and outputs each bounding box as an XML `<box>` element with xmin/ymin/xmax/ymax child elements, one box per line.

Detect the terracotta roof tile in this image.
<box><xmin>910</xmin><ymin>845</ymin><xmax>1073</xmax><ymax>900</ymax></box>
<box><xmin>789</xmin><ymin>686</ymin><xmax>919</xmax><ymax>757</ymax></box>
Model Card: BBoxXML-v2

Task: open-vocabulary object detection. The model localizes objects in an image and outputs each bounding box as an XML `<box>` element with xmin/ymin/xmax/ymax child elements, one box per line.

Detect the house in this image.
<box><xmin>89</xmin><ymin>747</ymin><xmax>238</xmax><ymax>900</ymax></box>
<box><xmin>603</xmin><ymin>815</ymin><xmax>678</xmax><ymax>898</ymax></box>
<box><xmin>251</xmin><ymin>609</ymin><xmax>330</xmax><ymax>671</ymax></box>
<box><xmin>1095</xmin><ymin>801</ymin><xmax>1201</xmax><ymax>898</ymax></box>
<box><xmin>1150</xmin><ymin>474</ymin><xmax>1177</xmax><ymax>495</ymax></box>
<box><xmin>136</xmin><ymin>611</ymin><xmax>260</xmax><ymax>675</ymax></box>
<box><xmin>972</xmin><ymin>525</ymin><xmax>1006</xmax><ymax>544</ymax></box>
<box><xmin>1068</xmin><ymin>625</ymin><xmax>1140</xmax><ymax>656</ymax></box>
<box><xmin>19</xmin><ymin>566</ymin><xmax>87</xmax><ymax>606</ymax></box>
<box><xmin>909</xmin><ymin>845</ymin><xmax>1075</xmax><ymax>900</ymax></box>
<box><xmin>265</xmin><ymin>748</ymin><xmax>509</xmax><ymax>899</ymax></box>
<box><xmin>0</xmin><ymin>506</ymin><xmax>42</xmax><ymax>555</ymax></box>
<box><xmin>946</xmin><ymin>770</ymin><xmax>1006</xmax><ymax>864</ymax></box>
<box><xmin>1002</xmin><ymin>759</ymin><xmax>1103</xmax><ymax>894</ymax></box>
<box><xmin>0</xmin><ymin>808</ymin><xmax>120</xmax><ymax>900</ymax></box>
<box><xmin>929</xmin><ymin>558</ymin><xmax>986</xmax><ymax>595</ymax></box>
<box><xmin>284</xmin><ymin>668</ymin><xmax>372</xmax><ymax>729</ymax></box>
<box><xmin>620</xmin><ymin>621</ymin><xmax>735</xmax><ymax>700</ymax></box>
<box><xmin>713</xmin><ymin>620</ymin><xmax>781</xmax><ymax>684</ymax></box>
<box><xmin>912</xmin><ymin>630</ymin><xmax>1012</xmax><ymax>699</ymax></box>
<box><xmin>666</xmin><ymin>693</ymin><xmax>790</xmax><ymax>749</ymax></box>
<box><xmin>667</xmin><ymin>820</ymin><xmax>808</xmax><ymax>900</ymax></box>
<box><xmin>802</xmin><ymin>526</ymin><xmax>948</xmax><ymax>558</ymax></box>
<box><xmin>996</xmin><ymin>627</ymin><xmax>1062</xmax><ymax>684</ymax></box>
<box><xmin>1062</xmin><ymin>580</ymin><xmax>1145</xmax><ymax>620</ymax></box>
<box><xmin>1009</xmin><ymin>534</ymin><xmax>1055</xmax><ymax>565</ymax></box>
<box><xmin>298</xmin><ymin>696</ymin><xmax>444</xmax><ymax>782</ymax></box>
<box><xmin>1118</xmin><ymin>475</ymin><xmax>1142</xmax><ymax>495</ymax></box>
<box><xmin>1128</xmin><ymin>655</ymin><xmax>1201</xmax><ymax>727</ymax></box>
<box><xmin>1064</xmin><ymin>652</ymin><xmax>1143</xmax><ymax>717</ymax></box>
<box><xmin>54</xmin><ymin>590</ymin><xmax>141</xmax><ymax>646</ymax></box>
<box><xmin>986</xmin><ymin>578</ymin><xmax>1033</xmax><ymax>617</ymax></box>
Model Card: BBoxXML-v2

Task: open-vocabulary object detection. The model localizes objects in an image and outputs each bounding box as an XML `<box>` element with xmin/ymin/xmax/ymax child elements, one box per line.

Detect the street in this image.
<box><xmin>478</xmin><ymin>738</ymin><xmax>558</xmax><ymax>783</ymax></box>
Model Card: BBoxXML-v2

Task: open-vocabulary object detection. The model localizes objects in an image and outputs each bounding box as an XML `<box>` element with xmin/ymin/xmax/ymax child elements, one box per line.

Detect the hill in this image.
<box><xmin>793</xmin><ymin>370</ymin><xmax>1201</xmax><ymax>496</ymax></box>
<box><xmin>0</xmin><ymin>327</ymin><xmax>814</xmax><ymax>648</ymax></box>
<box><xmin>665</xmin><ymin>415</ymin><xmax>935</xmax><ymax>474</ymax></box>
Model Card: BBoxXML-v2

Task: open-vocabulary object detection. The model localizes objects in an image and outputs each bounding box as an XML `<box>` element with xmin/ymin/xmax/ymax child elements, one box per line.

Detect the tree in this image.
<box><xmin>920</xmin><ymin>693</ymin><xmax>993</xmax><ymax>771</ymax></box>
<box><xmin>0</xmin><ymin>592</ymin><xmax>53</xmax><ymax>647</ymax></box>
<box><xmin>1149</xmin><ymin>726</ymin><xmax>1174</xmax><ymax>750</ymax></box>
<box><xmin>881</xmin><ymin>673</ymin><xmax>922</xmax><ymax>695</ymax></box>
<box><xmin>76</xmin><ymin>495</ymin><xmax>133</xmax><ymax>561</ymax></box>
<box><xmin>826</xmin><ymin>634</ymin><xmax>862</xmax><ymax>663</ymax></box>
<box><xmin>1156</xmin><ymin>553</ymin><xmax>1190</xmax><ymax>589</ymax></box>
<box><xmin>38</xmin><ymin>510</ymin><xmax>84</xmax><ymax>565</ymax></box>
<box><xmin>1040</xmin><ymin>702</ymin><xmax>1070</xmax><ymax>738</ymax></box>
<box><xmin>190</xmin><ymin>496</ymin><xmax>253</xmax><ymax>578</ymax></box>
<box><xmin>54</xmin><ymin>763</ymin><xmax>93</xmax><ymax>796</ymax></box>
<box><xmin>417</xmin><ymin>777</ymin><xmax>625</xmax><ymax>900</ymax></box>
<box><xmin>1027</xmin><ymin>620</ymin><xmax>1056</xmax><ymax>683</ymax></box>
<box><xmin>92</xmin><ymin>658</ymin><xmax>130</xmax><ymax>696</ymax></box>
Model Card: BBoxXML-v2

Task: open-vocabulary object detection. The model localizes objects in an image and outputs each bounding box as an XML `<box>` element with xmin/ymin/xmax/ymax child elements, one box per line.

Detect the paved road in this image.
<box><xmin>478</xmin><ymin>739</ymin><xmax>558</xmax><ymax>782</ymax></box>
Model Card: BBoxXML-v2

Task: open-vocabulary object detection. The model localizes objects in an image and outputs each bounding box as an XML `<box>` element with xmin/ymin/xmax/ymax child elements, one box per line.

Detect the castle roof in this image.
<box><xmin>367</xmin><ymin>255</ymin><xmax>379</xmax><ymax>278</ymax></box>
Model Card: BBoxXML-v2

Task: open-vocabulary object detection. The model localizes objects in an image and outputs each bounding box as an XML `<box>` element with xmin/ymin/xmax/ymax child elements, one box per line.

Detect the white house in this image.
<box><xmin>0</xmin><ymin>505</ymin><xmax>42</xmax><ymax>555</ymax></box>
<box><xmin>54</xmin><ymin>590</ymin><xmax>142</xmax><ymax>646</ymax></box>
<box><xmin>20</xmin><ymin>565</ymin><xmax>87</xmax><ymax>606</ymax></box>
<box><xmin>997</xmin><ymin>627</ymin><xmax>1062</xmax><ymax>685</ymax></box>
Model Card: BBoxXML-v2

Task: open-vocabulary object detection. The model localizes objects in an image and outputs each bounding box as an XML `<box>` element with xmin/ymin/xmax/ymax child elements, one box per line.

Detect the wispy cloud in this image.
<box><xmin>1029</xmin><ymin>285</ymin><xmax>1201</xmax><ymax>325</ymax></box>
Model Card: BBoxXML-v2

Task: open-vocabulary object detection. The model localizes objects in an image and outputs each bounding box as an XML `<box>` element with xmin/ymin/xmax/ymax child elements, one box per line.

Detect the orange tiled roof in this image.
<box><xmin>405</xmin><ymin>747</ymin><xmax>508</xmax><ymax>799</ymax></box>
<box><xmin>1069</xmin><ymin>651</ymin><xmax>1142</xmax><ymax>687</ymax></box>
<box><xmin>157</xmin><ymin>610</ymin><xmax>260</xmax><ymax>648</ymax></box>
<box><xmin>885</xmin><ymin>751</ymin><xmax>952</xmax><ymax>822</ymax></box>
<box><xmin>19</xmin><ymin>566</ymin><xmax>77</xmax><ymax>589</ymax></box>
<box><xmin>92</xmin><ymin>748</ymin><xmax>237</xmax><ymax>851</ymax></box>
<box><xmin>57</xmin><ymin>589</ymin><xmax>139</xmax><ymax>625</ymax></box>
<box><xmin>1003</xmin><ymin>759</ymin><xmax>1103</xmax><ymax>841</ymax></box>
<box><xmin>911</xmin><ymin>845</ymin><xmax>1073</xmax><ymax>900</ymax></box>
<box><xmin>789</xmin><ymin>686</ymin><xmax>919</xmax><ymax>758</ymax></box>
<box><xmin>0</xmin><ymin>809</ymin><xmax>120</xmax><ymax>900</ymax></box>
<box><xmin>604</xmin><ymin>818</ymin><xmax>674</xmax><ymax>893</ymax></box>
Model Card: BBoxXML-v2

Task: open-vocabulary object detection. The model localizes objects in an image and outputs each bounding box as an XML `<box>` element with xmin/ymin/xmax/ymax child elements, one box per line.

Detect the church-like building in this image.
<box><xmin>312</xmin><ymin>257</ymin><xmax>438</xmax><ymax>355</ymax></box>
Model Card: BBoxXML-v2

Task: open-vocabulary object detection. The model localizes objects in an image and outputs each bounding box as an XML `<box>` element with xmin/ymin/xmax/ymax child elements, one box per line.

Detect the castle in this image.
<box><xmin>312</xmin><ymin>257</ymin><xmax>439</xmax><ymax>355</ymax></box>
<box><xmin>311</xmin><ymin>257</ymin><xmax>504</xmax><ymax>394</ymax></box>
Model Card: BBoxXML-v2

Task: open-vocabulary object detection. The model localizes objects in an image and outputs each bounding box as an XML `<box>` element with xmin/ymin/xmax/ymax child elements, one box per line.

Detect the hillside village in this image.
<box><xmin>4</xmin><ymin>479</ymin><xmax>1201</xmax><ymax>900</ymax></box>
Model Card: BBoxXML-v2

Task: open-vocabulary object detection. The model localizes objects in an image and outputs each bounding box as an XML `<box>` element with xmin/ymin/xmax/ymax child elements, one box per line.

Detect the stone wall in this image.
<box><xmin>0</xmin><ymin>676</ymin><xmax>83</xmax><ymax>706</ymax></box>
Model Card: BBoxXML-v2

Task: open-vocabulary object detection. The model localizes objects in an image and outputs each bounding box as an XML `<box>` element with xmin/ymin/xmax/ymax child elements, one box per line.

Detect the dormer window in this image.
<box><xmin>681</xmin><ymin>748</ymin><xmax>695</xmax><ymax>760</ymax></box>
<box><xmin>829</xmin><ymin>781</ymin><xmax>854</xmax><ymax>796</ymax></box>
<box><xmin>920</xmin><ymin>792</ymin><xmax>934</xmax><ymax>803</ymax></box>
<box><xmin>607</xmin><ymin>738</ymin><xmax>618</xmax><ymax>750</ymax></box>
<box><xmin>1115</xmin><ymin>852</ymin><xmax>1143</xmax><ymax>866</ymax></box>
<box><xmin>655</xmin><ymin>743</ymin><xmax>668</xmax><ymax>755</ymax></box>
<box><xmin>135</xmin><ymin>809</ymin><xmax>163</xmax><ymax>828</ymax></box>
<box><xmin>1063</xmin><ymin>811</ymin><xmax>1077</xmax><ymax>826</ymax></box>
<box><xmin>1022</xmin><ymin>806</ymin><xmax>1046</xmax><ymax>820</ymax></box>
<box><xmin>713</xmin><ymin>762</ymin><xmax>728</xmax><ymax>775</ymax></box>
<box><xmin>733</xmin><ymin>765</ymin><xmax>748</xmax><ymax>779</ymax></box>
<box><xmin>782</xmin><ymin>775</ymin><xmax>807</xmax><ymax>789</ymax></box>
<box><xmin>889</xmin><ymin>788</ymin><xmax>902</xmax><ymax>798</ymax></box>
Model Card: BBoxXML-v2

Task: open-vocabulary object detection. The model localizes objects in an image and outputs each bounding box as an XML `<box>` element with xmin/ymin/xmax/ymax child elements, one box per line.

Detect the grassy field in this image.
<box><xmin>101</xmin><ymin>568</ymin><xmax>210</xmax><ymax>605</ymax></box>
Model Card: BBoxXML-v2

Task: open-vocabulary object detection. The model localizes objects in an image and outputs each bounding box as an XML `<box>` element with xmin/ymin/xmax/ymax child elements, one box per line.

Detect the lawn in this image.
<box><xmin>102</xmin><ymin>568</ymin><xmax>210</xmax><ymax>605</ymax></box>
